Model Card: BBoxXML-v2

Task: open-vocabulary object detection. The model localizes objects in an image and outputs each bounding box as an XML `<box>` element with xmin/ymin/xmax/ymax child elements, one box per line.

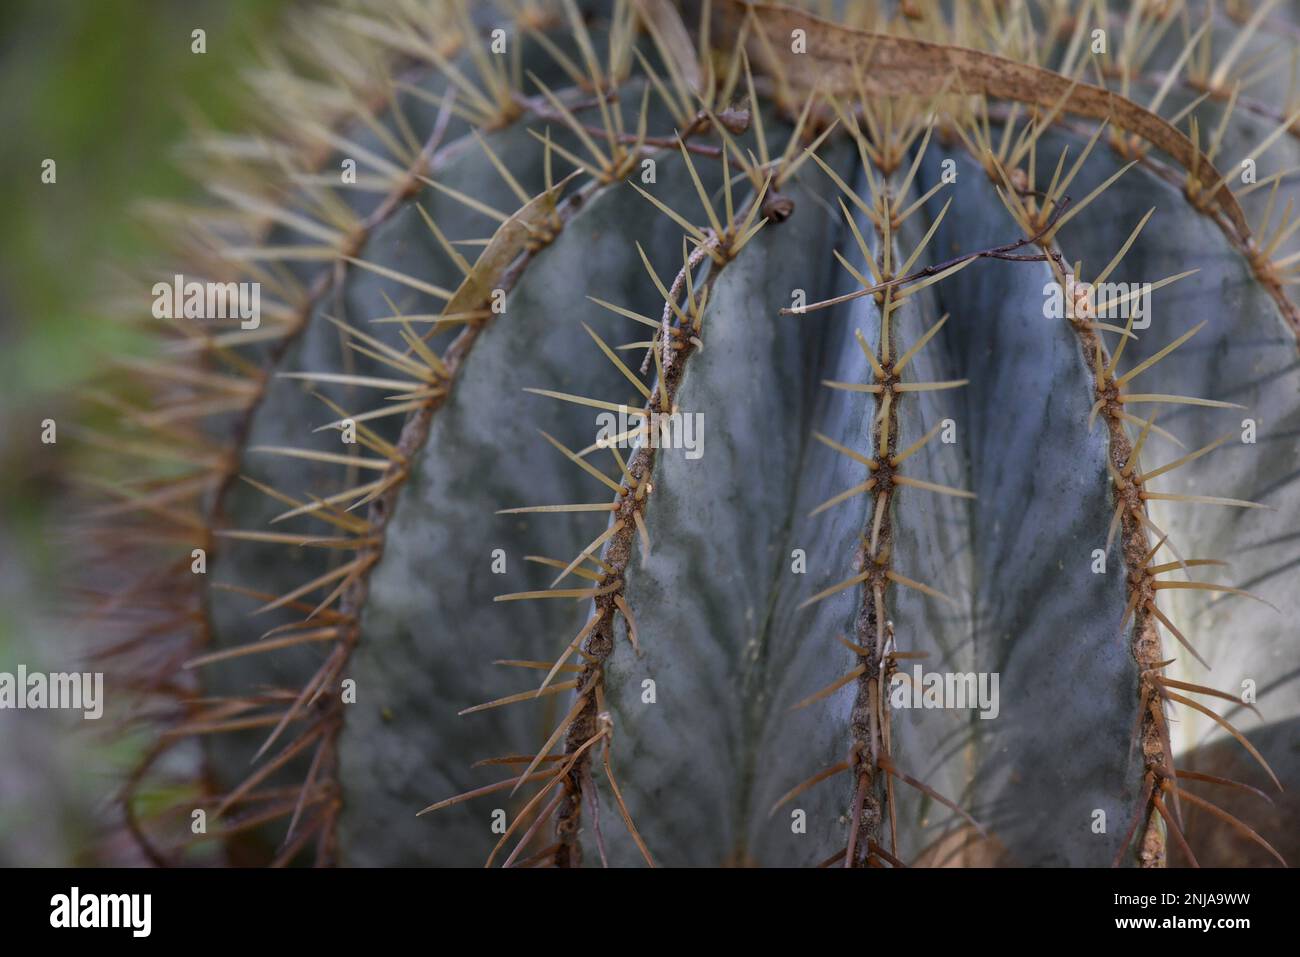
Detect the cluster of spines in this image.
<box><xmin>135</xmin><ymin>132</ymin><xmax>576</xmax><ymax>866</ymax></box>
<box><xmin>1036</xmin><ymin>0</ymin><xmax>1300</xmax><ymax>334</ymax></box>
<box><xmin>953</xmin><ymin>93</ymin><xmax>1286</xmax><ymax>866</ymax></box>
<box><xmin>81</xmin><ymin>2</ymin><xmax>501</xmax><ymax>862</ymax></box>
<box><xmin>420</xmin><ymin>88</ymin><xmax>815</xmax><ymax>866</ymax></box>
<box><xmin>771</xmin><ymin>95</ymin><xmax>982</xmax><ymax>868</ymax></box>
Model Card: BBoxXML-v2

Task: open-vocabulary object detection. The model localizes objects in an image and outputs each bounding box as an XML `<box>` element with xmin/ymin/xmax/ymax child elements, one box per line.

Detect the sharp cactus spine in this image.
<box><xmin>73</xmin><ymin>0</ymin><xmax>1300</xmax><ymax>868</ymax></box>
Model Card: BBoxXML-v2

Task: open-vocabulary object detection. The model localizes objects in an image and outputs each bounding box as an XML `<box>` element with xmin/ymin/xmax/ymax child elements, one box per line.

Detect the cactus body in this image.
<box><xmin>81</xmin><ymin>0</ymin><xmax>1300</xmax><ymax>868</ymax></box>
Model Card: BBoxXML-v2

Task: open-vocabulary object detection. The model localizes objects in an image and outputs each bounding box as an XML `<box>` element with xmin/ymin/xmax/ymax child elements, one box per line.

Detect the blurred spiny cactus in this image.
<box><xmin>75</xmin><ymin>0</ymin><xmax>1300</xmax><ymax>868</ymax></box>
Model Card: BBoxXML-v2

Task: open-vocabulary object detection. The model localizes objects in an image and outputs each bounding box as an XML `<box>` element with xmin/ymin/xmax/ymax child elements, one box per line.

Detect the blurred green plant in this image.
<box><xmin>0</xmin><ymin>0</ymin><xmax>288</xmax><ymax>393</ymax></box>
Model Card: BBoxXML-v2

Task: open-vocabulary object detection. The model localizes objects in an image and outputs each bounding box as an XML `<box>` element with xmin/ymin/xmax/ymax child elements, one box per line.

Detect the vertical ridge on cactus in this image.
<box><xmin>70</xmin><ymin>0</ymin><xmax>1300</xmax><ymax>868</ymax></box>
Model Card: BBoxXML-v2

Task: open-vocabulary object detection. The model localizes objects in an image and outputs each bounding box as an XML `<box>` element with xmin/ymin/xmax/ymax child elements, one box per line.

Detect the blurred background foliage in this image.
<box><xmin>0</xmin><ymin>0</ymin><xmax>289</xmax><ymax>865</ymax></box>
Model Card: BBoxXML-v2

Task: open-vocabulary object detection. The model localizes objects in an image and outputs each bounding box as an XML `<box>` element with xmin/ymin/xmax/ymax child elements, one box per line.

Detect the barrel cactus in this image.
<box><xmin>80</xmin><ymin>0</ymin><xmax>1300</xmax><ymax>868</ymax></box>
